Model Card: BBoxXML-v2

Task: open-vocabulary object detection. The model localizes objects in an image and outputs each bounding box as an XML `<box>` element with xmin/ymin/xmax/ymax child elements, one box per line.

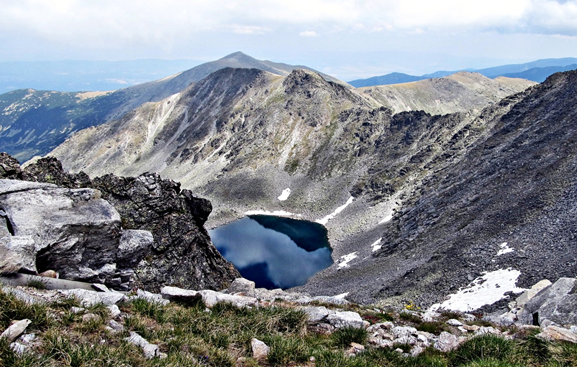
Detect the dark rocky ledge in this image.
<box><xmin>1</xmin><ymin>154</ymin><xmax>239</xmax><ymax>292</ymax></box>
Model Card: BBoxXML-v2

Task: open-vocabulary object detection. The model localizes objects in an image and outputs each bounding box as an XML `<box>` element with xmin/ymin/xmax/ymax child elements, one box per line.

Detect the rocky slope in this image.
<box><xmin>42</xmin><ymin>65</ymin><xmax>552</xmax><ymax>308</ymax></box>
<box><xmin>360</xmin><ymin>72</ymin><xmax>536</xmax><ymax>115</ymax></box>
<box><xmin>0</xmin><ymin>52</ymin><xmax>344</xmax><ymax>162</ymax></box>
<box><xmin>0</xmin><ymin>154</ymin><xmax>239</xmax><ymax>292</ymax></box>
<box><xmin>302</xmin><ymin>70</ymin><xmax>577</xmax><ymax>308</ymax></box>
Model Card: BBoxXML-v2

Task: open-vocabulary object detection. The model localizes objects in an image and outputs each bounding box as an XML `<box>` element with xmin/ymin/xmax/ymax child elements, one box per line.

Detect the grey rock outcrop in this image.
<box><xmin>0</xmin><ymin>236</ymin><xmax>35</xmax><ymax>274</ymax></box>
<box><xmin>160</xmin><ymin>286</ymin><xmax>202</xmax><ymax>304</ymax></box>
<box><xmin>251</xmin><ymin>338</ymin><xmax>270</xmax><ymax>361</ymax></box>
<box><xmin>0</xmin><ymin>178</ymin><xmax>154</xmax><ymax>289</ymax></box>
<box><xmin>326</xmin><ymin>311</ymin><xmax>366</xmax><ymax>329</ymax></box>
<box><xmin>537</xmin><ymin>325</ymin><xmax>577</xmax><ymax>343</ymax></box>
<box><xmin>0</xmin><ymin>153</ymin><xmax>30</xmax><ymax>180</ymax></box>
<box><xmin>434</xmin><ymin>332</ymin><xmax>460</xmax><ymax>352</ymax></box>
<box><xmin>198</xmin><ymin>289</ymin><xmax>258</xmax><ymax>308</ymax></box>
<box><xmin>1</xmin><ymin>154</ymin><xmax>240</xmax><ymax>293</ymax></box>
<box><xmin>60</xmin><ymin>289</ymin><xmax>126</xmax><ymax>307</ymax></box>
<box><xmin>515</xmin><ymin>279</ymin><xmax>552</xmax><ymax>309</ymax></box>
<box><xmin>0</xmin><ymin>319</ymin><xmax>31</xmax><ymax>343</ymax></box>
<box><xmin>227</xmin><ymin>278</ymin><xmax>256</xmax><ymax>294</ymax></box>
<box><xmin>303</xmin><ymin>306</ymin><xmax>332</xmax><ymax>323</ymax></box>
<box><xmin>125</xmin><ymin>331</ymin><xmax>166</xmax><ymax>359</ymax></box>
<box><xmin>518</xmin><ymin>277</ymin><xmax>577</xmax><ymax>326</ymax></box>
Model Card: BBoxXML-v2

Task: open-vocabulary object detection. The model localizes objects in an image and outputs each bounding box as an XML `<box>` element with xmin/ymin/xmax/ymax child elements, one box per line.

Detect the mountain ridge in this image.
<box><xmin>349</xmin><ymin>57</ymin><xmax>577</xmax><ymax>87</ymax></box>
<box><xmin>45</xmin><ymin>66</ymin><xmax>562</xmax><ymax>309</ymax></box>
<box><xmin>0</xmin><ymin>53</ymin><xmax>349</xmax><ymax>162</ymax></box>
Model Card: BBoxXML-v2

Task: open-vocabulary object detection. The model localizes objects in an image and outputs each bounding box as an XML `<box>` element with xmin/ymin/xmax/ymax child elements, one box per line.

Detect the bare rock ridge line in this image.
<box><xmin>0</xmin><ymin>153</ymin><xmax>239</xmax><ymax>292</ymax></box>
<box><xmin>360</xmin><ymin>71</ymin><xmax>536</xmax><ymax>115</ymax></box>
<box><xmin>0</xmin><ymin>52</ymin><xmax>346</xmax><ymax>163</ymax></box>
<box><xmin>0</xmin><ymin>51</ymin><xmax>533</xmax><ymax>164</ymax></box>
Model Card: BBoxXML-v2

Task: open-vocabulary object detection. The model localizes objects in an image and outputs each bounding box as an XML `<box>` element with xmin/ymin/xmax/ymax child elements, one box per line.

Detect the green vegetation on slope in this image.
<box><xmin>2</xmin><ymin>286</ymin><xmax>577</xmax><ymax>367</ymax></box>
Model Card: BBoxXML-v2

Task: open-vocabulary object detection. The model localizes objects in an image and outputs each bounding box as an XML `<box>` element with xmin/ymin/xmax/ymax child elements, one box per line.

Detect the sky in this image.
<box><xmin>1</xmin><ymin>0</ymin><xmax>577</xmax><ymax>80</ymax></box>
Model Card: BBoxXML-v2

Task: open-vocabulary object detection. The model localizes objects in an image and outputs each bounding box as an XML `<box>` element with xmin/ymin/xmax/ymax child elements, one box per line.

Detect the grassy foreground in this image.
<box><xmin>2</xmin><ymin>286</ymin><xmax>577</xmax><ymax>366</ymax></box>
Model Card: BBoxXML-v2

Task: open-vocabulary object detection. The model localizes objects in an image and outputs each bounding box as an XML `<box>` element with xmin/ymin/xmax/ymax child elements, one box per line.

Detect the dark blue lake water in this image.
<box><xmin>209</xmin><ymin>215</ymin><xmax>333</xmax><ymax>289</ymax></box>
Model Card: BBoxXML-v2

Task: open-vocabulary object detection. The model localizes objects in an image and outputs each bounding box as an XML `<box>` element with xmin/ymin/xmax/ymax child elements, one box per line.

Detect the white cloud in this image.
<box><xmin>3</xmin><ymin>0</ymin><xmax>577</xmax><ymax>44</ymax></box>
<box><xmin>299</xmin><ymin>30</ymin><xmax>318</xmax><ymax>37</ymax></box>
<box><xmin>0</xmin><ymin>0</ymin><xmax>576</xmax><ymax>77</ymax></box>
<box><xmin>231</xmin><ymin>25</ymin><xmax>270</xmax><ymax>35</ymax></box>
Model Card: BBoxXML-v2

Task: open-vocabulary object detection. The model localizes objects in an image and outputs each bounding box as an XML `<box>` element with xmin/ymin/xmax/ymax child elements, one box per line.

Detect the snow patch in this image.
<box><xmin>333</xmin><ymin>292</ymin><xmax>349</xmax><ymax>299</ymax></box>
<box><xmin>337</xmin><ymin>252</ymin><xmax>358</xmax><ymax>269</ymax></box>
<box><xmin>430</xmin><ymin>268</ymin><xmax>526</xmax><ymax>312</ymax></box>
<box><xmin>244</xmin><ymin>210</ymin><xmax>302</xmax><ymax>217</ymax></box>
<box><xmin>496</xmin><ymin>242</ymin><xmax>514</xmax><ymax>256</ymax></box>
<box><xmin>316</xmin><ymin>196</ymin><xmax>354</xmax><ymax>225</ymax></box>
<box><xmin>371</xmin><ymin>238</ymin><xmax>383</xmax><ymax>252</ymax></box>
<box><xmin>379</xmin><ymin>213</ymin><xmax>393</xmax><ymax>224</ymax></box>
<box><xmin>278</xmin><ymin>188</ymin><xmax>291</xmax><ymax>201</ymax></box>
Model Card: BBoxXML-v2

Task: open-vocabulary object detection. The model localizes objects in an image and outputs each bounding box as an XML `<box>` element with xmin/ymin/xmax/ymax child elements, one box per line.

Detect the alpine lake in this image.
<box><xmin>209</xmin><ymin>215</ymin><xmax>333</xmax><ymax>289</ymax></box>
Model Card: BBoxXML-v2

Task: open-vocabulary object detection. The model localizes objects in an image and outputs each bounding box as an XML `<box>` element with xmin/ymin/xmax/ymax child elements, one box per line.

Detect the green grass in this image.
<box><xmin>3</xmin><ymin>284</ymin><xmax>577</xmax><ymax>366</ymax></box>
<box><xmin>332</xmin><ymin>327</ymin><xmax>368</xmax><ymax>348</ymax></box>
<box><xmin>417</xmin><ymin>321</ymin><xmax>450</xmax><ymax>335</ymax></box>
<box><xmin>449</xmin><ymin>334</ymin><xmax>515</xmax><ymax>366</ymax></box>
<box><xmin>399</xmin><ymin>311</ymin><xmax>422</xmax><ymax>324</ymax></box>
<box><xmin>361</xmin><ymin>310</ymin><xmax>395</xmax><ymax>323</ymax></box>
<box><xmin>26</xmin><ymin>280</ymin><xmax>46</xmax><ymax>290</ymax></box>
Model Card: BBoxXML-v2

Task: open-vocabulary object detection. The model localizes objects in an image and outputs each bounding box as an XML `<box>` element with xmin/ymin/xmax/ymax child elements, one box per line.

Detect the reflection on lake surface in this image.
<box><xmin>209</xmin><ymin>215</ymin><xmax>333</xmax><ymax>289</ymax></box>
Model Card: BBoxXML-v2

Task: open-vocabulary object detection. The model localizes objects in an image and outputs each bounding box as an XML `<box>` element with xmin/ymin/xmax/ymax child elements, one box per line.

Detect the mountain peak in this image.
<box><xmin>220</xmin><ymin>51</ymin><xmax>255</xmax><ymax>61</ymax></box>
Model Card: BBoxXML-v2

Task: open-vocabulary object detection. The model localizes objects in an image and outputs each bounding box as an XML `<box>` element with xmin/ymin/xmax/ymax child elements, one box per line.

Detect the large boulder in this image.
<box><xmin>518</xmin><ymin>277</ymin><xmax>577</xmax><ymax>326</ymax></box>
<box><xmin>17</xmin><ymin>155</ymin><xmax>240</xmax><ymax>292</ymax></box>
<box><xmin>0</xmin><ymin>178</ymin><xmax>151</xmax><ymax>288</ymax></box>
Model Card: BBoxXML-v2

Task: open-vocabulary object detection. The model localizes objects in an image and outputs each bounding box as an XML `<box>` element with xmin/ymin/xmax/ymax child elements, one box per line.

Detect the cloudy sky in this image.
<box><xmin>1</xmin><ymin>0</ymin><xmax>576</xmax><ymax>80</ymax></box>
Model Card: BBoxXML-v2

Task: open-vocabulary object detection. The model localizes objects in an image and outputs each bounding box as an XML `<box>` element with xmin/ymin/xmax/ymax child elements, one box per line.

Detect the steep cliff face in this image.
<box><xmin>7</xmin><ymin>156</ymin><xmax>239</xmax><ymax>292</ymax></box>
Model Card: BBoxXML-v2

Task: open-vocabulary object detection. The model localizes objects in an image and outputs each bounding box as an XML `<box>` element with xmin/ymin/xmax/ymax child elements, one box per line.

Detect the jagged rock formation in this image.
<box><xmin>0</xmin><ymin>155</ymin><xmax>239</xmax><ymax>292</ymax></box>
<box><xmin>89</xmin><ymin>172</ymin><xmax>239</xmax><ymax>291</ymax></box>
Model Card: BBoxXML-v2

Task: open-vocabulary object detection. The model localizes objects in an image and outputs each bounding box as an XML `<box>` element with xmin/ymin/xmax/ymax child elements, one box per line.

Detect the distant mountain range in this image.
<box><xmin>0</xmin><ymin>52</ymin><xmax>345</xmax><ymax>94</ymax></box>
<box><xmin>0</xmin><ymin>59</ymin><xmax>202</xmax><ymax>93</ymax></box>
<box><xmin>0</xmin><ymin>52</ymin><xmax>348</xmax><ymax>162</ymax></box>
<box><xmin>349</xmin><ymin>57</ymin><xmax>577</xmax><ymax>87</ymax></box>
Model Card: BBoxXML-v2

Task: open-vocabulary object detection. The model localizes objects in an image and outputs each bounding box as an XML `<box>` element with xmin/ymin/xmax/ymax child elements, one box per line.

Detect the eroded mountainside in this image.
<box><xmin>0</xmin><ymin>52</ymin><xmax>341</xmax><ymax>162</ymax></box>
<box><xmin>303</xmin><ymin>70</ymin><xmax>577</xmax><ymax>307</ymax></box>
<box><xmin>42</xmin><ymin>64</ymin><xmax>564</xmax><ymax>309</ymax></box>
